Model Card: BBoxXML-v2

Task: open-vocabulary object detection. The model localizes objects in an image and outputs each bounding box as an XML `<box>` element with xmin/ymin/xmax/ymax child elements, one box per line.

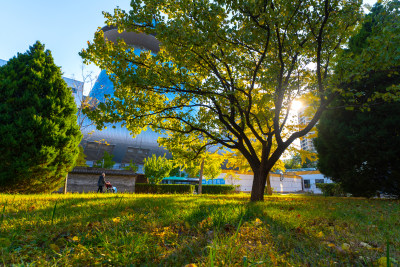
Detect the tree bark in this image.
<box><xmin>64</xmin><ymin>174</ymin><xmax>68</xmax><ymax>194</ymax></box>
<box><xmin>198</xmin><ymin>159</ymin><xmax>204</xmax><ymax>194</ymax></box>
<box><xmin>265</xmin><ymin>173</ymin><xmax>272</xmax><ymax>195</ymax></box>
<box><xmin>250</xmin><ymin>166</ymin><xmax>270</xmax><ymax>201</ymax></box>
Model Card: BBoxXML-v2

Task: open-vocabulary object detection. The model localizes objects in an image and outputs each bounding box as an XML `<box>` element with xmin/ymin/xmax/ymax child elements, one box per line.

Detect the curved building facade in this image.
<box><xmin>81</xmin><ymin>26</ymin><xmax>167</xmax><ymax>169</ymax></box>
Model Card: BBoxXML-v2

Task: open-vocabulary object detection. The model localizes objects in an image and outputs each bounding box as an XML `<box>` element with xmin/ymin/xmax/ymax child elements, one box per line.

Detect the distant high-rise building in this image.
<box><xmin>298</xmin><ymin>106</ymin><xmax>316</xmax><ymax>152</ymax></box>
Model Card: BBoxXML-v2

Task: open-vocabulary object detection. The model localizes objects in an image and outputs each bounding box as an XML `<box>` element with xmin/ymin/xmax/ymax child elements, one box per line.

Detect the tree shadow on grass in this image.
<box><xmin>1</xmin><ymin>194</ymin><xmax>396</xmax><ymax>265</ymax></box>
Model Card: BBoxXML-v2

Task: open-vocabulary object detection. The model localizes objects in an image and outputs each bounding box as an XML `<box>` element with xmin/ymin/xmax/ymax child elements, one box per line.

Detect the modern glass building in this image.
<box><xmin>80</xmin><ymin>26</ymin><xmax>168</xmax><ymax>170</ymax></box>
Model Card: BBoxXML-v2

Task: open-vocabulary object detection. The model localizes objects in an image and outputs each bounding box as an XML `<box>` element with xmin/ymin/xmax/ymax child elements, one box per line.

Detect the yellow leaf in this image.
<box><xmin>328</xmin><ymin>243</ymin><xmax>336</xmax><ymax>248</ymax></box>
<box><xmin>185</xmin><ymin>264</ymin><xmax>197</xmax><ymax>267</ymax></box>
<box><xmin>112</xmin><ymin>217</ymin><xmax>121</xmax><ymax>223</ymax></box>
<box><xmin>317</xmin><ymin>231</ymin><xmax>324</xmax><ymax>238</ymax></box>
<box><xmin>72</xmin><ymin>236</ymin><xmax>79</xmax><ymax>242</ymax></box>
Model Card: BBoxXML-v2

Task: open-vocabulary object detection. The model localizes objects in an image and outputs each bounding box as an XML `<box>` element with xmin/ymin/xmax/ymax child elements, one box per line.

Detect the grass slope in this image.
<box><xmin>0</xmin><ymin>193</ymin><xmax>399</xmax><ymax>266</ymax></box>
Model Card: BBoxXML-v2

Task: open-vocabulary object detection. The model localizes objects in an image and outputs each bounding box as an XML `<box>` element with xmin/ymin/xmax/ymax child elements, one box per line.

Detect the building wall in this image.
<box><xmin>288</xmin><ymin>170</ymin><xmax>333</xmax><ymax>194</ymax></box>
<box><xmin>217</xmin><ymin>171</ymin><xmax>303</xmax><ymax>193</ymax></box>
<box><xmin>58</xmin><ymin>168</ymin><xmax>137</xmax><ymax>193</ymax></box>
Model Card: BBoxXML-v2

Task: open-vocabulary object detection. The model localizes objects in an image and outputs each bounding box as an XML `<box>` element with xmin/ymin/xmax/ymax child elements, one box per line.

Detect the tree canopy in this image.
<box><xmin>81</xmin><ymin>0</ymin><xmax>362</xmax><ymax>201</ymax></box>
<box><xmin>94</xmin><ymin>151</ymin><xmax>116</xmax><ymax>169</ymax></box>
<box><xmin>315</xmin><ymin>1</ymin><xmax>400</xmax><ymax>198</ymax></box>
<box><xmin>0</xmin><ymin>41</ymin><xmax>82</xmax><ymax>193</ymax></box>
<box><xmin>143</xmin><ymin>154</ymin><xmax>173</xmax><ymax>184</ymax></box>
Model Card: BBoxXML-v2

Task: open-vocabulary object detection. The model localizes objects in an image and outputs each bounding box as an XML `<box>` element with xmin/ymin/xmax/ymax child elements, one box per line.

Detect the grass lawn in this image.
<box><xmin>0</xmin><ymin>193</ymin><xmax>399</xmax><ymax>266</ymax></box>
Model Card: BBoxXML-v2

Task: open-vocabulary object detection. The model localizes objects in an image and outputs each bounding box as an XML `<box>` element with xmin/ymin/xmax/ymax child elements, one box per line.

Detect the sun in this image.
<box><xmin>291</xmin><ymin>100</ymin><xmax>303</xmax><ymax>112</ymax></box>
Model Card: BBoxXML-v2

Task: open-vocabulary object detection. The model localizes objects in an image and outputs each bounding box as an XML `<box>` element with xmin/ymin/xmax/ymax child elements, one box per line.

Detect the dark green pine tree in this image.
<box><xmin>0</xmin><ymin>41</ymin><xmax>82</xmax><ymax>193</ymax></box>
<box><xmin>315</xmin><ymin>2</ymin><xmax>400</xmax><ymax>198</ymax></box>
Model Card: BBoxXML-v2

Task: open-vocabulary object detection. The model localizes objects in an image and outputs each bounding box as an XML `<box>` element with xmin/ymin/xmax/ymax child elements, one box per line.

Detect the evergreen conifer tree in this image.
<box><xmin>0</xmin><ymin>41</ymin><xmax>82</xmax><ymax>193</ymax></box>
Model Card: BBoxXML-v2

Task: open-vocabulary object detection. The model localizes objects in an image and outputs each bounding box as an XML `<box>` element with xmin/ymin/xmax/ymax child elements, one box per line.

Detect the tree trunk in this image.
<box><xmin>64</xmin><ymin>174</ymin><xmax>68</xmax><ymax>194</ymax></box>
<box><xmin>265</xmin><ymin>173</ymin><xmax>272</xmax><ymax>195</ymax></box>
<box><xmin>198</xmin><ymin>159</ymin><xmax>204</xmax><ymax>194</ymax></box>
<box><xmin>250</xmin><ymin>166</ymin><xmax>269</xmax><ymax>201</ymax></box>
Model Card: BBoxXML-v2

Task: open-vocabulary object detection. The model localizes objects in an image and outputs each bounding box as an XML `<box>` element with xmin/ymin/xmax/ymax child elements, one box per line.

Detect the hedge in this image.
<box><xmin>316</xmin><ymin>183</ymin><xmax>345</xmax><ymax>197</ymax></box>
<box><xmin>135</xmin><ymin>183</ymin><xmax>194</xmax><ymax>194</ymax></box>
<box><xmin>195</xmin><ymin>184</ymin><xmax>238</xmax><ymax>194</ymax></box>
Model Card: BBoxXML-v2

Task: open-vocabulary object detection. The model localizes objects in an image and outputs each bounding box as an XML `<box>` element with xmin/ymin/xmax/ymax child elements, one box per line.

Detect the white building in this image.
<box><xmin>208</xmin><ymin>171</ymin><xmax>303</xmax><ymax>193</ymax></box>
<box><xmin>286</xmin><ymin>170</ymin><xmax>333</xmax><ymax>194</ymax></box>
<box><xmin>205</xmin><ymin>169</ymin><xmax>333</xmax><ymax>194</ymax></box>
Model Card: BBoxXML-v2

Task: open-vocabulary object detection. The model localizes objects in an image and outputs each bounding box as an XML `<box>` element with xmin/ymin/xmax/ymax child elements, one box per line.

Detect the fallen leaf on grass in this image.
<box><xmin>72</xmin><ymin>236</ymin><xmax>79</xmax><ymax>242</ymax></box>
<box><xmin>317</xmin><ymin>231</ymin><xmax>324</xmax><ymax>238</ymax></box>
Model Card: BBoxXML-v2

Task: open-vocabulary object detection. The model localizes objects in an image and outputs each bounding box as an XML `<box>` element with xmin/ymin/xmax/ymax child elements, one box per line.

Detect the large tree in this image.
<box><xmin>81</xmin><ymin>0</ymin><xmax>362</xmax><ymax>201</ymax></box>
<box><xmin>0</xmin><ymin>42</ymin><xmax>82</xmax><ymax>193</ymax></box>
<box><xmin>315</xmin><ymin>1</ymin><xmax>400</xmax><ymax>198</ymax></box>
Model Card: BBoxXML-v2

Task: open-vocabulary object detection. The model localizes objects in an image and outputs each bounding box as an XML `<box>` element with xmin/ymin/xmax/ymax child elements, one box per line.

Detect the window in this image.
<box><xmin>315</xmin><ymin>179</ymin><xmax>324</xmax><ymax>184</ymax></box>
<box><xmin>304</xmin><ymin>179</ymin><xmax>310</xmax><ymax>189</ymax></box>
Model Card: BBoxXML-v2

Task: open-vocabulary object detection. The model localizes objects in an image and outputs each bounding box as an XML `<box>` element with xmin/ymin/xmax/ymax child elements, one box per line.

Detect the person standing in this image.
<box><xmin>97</xmin><ymin>173</ymin><xmax>106</xmax><ymax>193</ymax></box>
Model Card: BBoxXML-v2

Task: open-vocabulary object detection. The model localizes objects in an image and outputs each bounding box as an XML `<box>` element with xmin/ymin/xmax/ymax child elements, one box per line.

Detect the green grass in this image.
<box><xmin>0</xmin><ymin>193</ymin><xmax>399</xmax><ymax>266</ymax></box>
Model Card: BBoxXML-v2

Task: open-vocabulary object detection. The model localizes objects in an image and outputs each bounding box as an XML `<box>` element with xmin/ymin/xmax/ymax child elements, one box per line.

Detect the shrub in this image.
<box><xmin>135</xmin><ymin>183</ymin><xmax>158</xmax><ymax>194</ymax></box>
<box><xmin>195</xmin><ymin>185</ymin><xmax>237</xmax><ymax>194</ymax></box>
<box><xmin>135</xmin><ymin>183</ymin><xmax>194</xmax><ymax>194</ymax></box>
<box><xmin>316</xmin><ymin>183</ymin><xmax>345</xmax><ymax>197</ymax></box>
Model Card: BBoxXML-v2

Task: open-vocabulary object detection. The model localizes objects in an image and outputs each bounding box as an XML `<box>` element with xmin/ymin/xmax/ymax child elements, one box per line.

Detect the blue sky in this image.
<box><xmin>1</xmin><ymin>0</ymin><xmax>376</xmax><ymax>93</ymax></box>
<box><xmin>0</xmin><ymin>0</ymin><xmax>131</xmax><ymax>88</ymax></box>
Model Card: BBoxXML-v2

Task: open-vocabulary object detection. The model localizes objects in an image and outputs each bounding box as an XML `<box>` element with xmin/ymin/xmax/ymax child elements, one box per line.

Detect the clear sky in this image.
<box><xmin>0</xmin><ymin>0</ymin><xmax>131</xmax><ymax>90</ymax></box>
<box><xmin>1</xmin><ymin>0</ymin><xmax>377</xmax><ymax>93</ymax></box>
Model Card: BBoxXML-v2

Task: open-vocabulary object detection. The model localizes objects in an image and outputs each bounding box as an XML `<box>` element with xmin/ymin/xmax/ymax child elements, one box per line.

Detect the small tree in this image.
<box><xmin>94</xmin><ymin>151</ymin><xmax>115</xmax><ymax>169</ymax></box>
<box><xmin>143</xmin><ymin>154</ymin><xmax>173</xmax><ymax>184</ymax></box>
<box><xmin>75</xmin><ymin>146</ymin><xmax>88</xmax><ymax>167</ymax></box>
<box><xmin>122</xmin><ymin>160</ymin><xmax>139</xmax><ymax>172</ymax></box>
<box><xmin>0</xmin><ymin>41</ymin><xmax>82</xmax><ymax>193</ymax></box>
